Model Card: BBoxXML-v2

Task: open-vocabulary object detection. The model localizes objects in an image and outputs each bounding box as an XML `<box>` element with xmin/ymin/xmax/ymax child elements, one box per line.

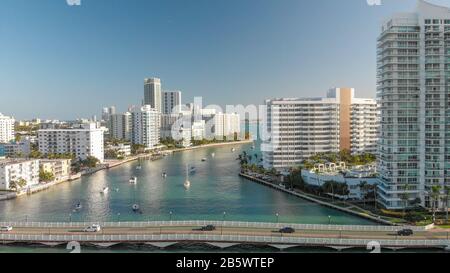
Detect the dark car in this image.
<box><xmin>397</xmin><ymin>229</ymin><xmax>414</xmax><ymax>236</ymax></box>
<box><xmin>279</xmin><ymin>227</ymin><xmax>295</xmax><ymax>234</ymax></box>
<box><xmin>197</xmin><ymin>225</ymin><xmax>216</xmax><ymax>231</ymax></box>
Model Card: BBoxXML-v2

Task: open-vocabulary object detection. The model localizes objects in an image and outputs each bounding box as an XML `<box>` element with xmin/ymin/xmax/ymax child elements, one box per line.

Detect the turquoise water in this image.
<box><xmin>0</xmin><ymin>143</ymin><xmax>373</xmax><ymax>225</ymax></box>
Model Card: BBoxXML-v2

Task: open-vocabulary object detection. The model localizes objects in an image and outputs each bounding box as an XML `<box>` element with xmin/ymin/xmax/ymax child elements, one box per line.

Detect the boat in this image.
<box><xmin>162</xmin><ymin>172</ymin><xmax>167</xmax><ymax>178</ymax></box>
<box><xmin>129</xmin><ymin>177</ymin><xmax>137</xmax><ymax>184</ymax></box>
<box><xmin>75</xmin><ymin>203</ymin><xmax>82</xmax><ymax>210</ymax></box>
<box><xmin>100</xmin><ymin>187</ymin><xmax>109</xmax><ymax>194</ymax></box>
<box><xmin>132</xmin><ymin>204</ymin><xmax>140</xmax><ymax>212</ymax></box>
<box><xmin>231</xmin><ymin>148</ymin><xmax>236</xmax><ymax>152</ymax></box>
<box><xmin>184</xmin><ymin>165</ymin><xmax>191</xmax><ymax>189</ymax></box>
<box><xmin>211</xmin><ymin>152</ymin><xmax>215</xmax><ymax>158</ymax></box>
<box><xmin>201</xmin><ymin>158</ymin><xmax>207</xmax><ymax>162</ymax></box>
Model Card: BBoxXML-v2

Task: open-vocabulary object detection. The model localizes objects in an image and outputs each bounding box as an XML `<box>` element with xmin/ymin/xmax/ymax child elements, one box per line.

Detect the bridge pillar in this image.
<box><xmin>145</xmin><ymin>242</ymin><xmax>178</xmax><ymax>248</ymax></box>
<box><xmin>268</xmin><ymin>244</ymin><xmax>298</xmax><ymax>250</ymax></box>
<box><xmin>328</xmin><ymin>246</ymin><xmax>354</xmax><ymax>252</ymax></box>
<box><xmin>92</xmin><ymin>243</ymin><xmax>119</xmax><ymax>248</ymax></box>
<box><xmin>206</xmin><ymin>242</ymin><xmax>239</xmax><ymax>249</ymax></box>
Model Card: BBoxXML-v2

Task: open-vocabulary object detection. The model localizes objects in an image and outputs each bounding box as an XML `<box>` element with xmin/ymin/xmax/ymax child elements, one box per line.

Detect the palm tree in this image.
<box><xmin>430</xmin><ymin>185</ymin><xmax>442</xmax><ymax>224</ymax></box>
<box><xmin>399</xmin><ymin>183</ymin><xmax>411</xmax><ymax>218</ymax></box>
<box><xmin>359</xmin><ymin>181</ymin><xmax>369</xmax><ymax>207</ymax></box>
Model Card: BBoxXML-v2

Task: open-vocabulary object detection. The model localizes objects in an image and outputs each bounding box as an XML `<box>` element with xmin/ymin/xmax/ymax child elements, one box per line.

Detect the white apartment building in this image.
<box><xmin>131</xmin><ymin>105</ymin><xmax>161</xmax><ymax>148</ymax></box>
<box><xmin>262</xmin><ymin>88</ymin><xmax>379</xmax><ymax>172</ymax></box>
<box><xmin>38</xmin><ymin>123</ymin><xmax>105</xmax><ymax>163</ymax></box>
<box><xmin>162</xmin><ymin>91</ymin><xmax>182</xmax><ymax>114</ymax></box>
<box><xmin>0</xmin><ymin>159</ymin><xmax>40</xmax><ymax>191</ymax></box>
<box><xmin>109</xmin><ymin>112</ymin><xmax>132</xmax><ymax>141</ymax></box>
<box><xmin>377</xmin><ymin>0</ymin><xmax>450</xmax><ymax>210</ymax></box>
<box><xmin>192</xmin><ymin>120</ymin><xmax>206</xmax><ymax>140</ymax></box>
<box><xmin>0</xmin><ymin>113</ymin><xmax>15</xmax><ymax>143</ymax></box>
<box><xmin>212</xmin><ymin>112</ymin><xmax>241</xmax><ymax>140</ymax></box>
<box><xmin>144</xmin><ymin>78</ymin><xmax>162</xmax><ymax>113</ymax></box>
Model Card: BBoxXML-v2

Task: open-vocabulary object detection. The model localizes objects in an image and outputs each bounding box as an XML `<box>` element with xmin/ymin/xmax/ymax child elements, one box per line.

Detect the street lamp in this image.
<box><xmin>221</xmin><ymin>212</ymin><xmax>226</xmax><ymax>236</ymax></box>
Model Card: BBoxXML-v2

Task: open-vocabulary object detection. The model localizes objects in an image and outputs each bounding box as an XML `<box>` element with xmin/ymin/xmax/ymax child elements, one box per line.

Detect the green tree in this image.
<box><xmin>430</xmin><ymin>185</ymin><xmax>442</xmax><ymax>224</ymax></box>
<box><xmin>82</xmin><ymin>156</ymin><xmax>100</xmax><ymax>168</ymax></box>
<box><xmin>39</xmin><ymin>170</ymin><xmax>55</xmax><ymax>182</ymax></box>
<box><xmin>9</xmin><ymin>178</ymin><xmax>27</xmax><ymax>192</ymax></box>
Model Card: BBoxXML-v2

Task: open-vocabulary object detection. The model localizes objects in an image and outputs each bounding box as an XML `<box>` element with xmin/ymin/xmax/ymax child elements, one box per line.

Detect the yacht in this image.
<box><xmin>100</xmin><ymin>187</ymin><xmax>109</xmax><ymax>194</ymax></box>
<box><xmin>184</xmin><ymin>165</ymin><xmax>191</xmax><ymax>189</ymax></box>
<box><xmin>129</xmin><ymin>177</ymin><xmax>137</xmax><ymax>184</ymax></box>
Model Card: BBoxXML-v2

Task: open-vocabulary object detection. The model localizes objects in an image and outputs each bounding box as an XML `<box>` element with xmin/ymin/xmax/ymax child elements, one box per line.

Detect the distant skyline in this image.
<box><xmin>1</xmin><ymin>0</ymin><xmax>449</xmax><ymax>120</ymax></box>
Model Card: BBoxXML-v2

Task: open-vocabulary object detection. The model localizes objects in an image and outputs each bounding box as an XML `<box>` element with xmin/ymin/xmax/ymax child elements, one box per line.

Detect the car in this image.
<box><xmin>0</xmin><ymin>226</ymin><xmax>13</xmax><ymax>232</ymax></box>
<box><xmin>84</xmin><ymin>224</ymin><xmax>101</xmax><ymax>233</ymax></box>
<box><xmin>200</xmin><ymin>225</ymin><xmax>216</xmax><ymax>231</ymax></box>
<box><xmin>397</xmin><ymin>229</ymin><xmax>413</xmax><ymax>236</ymax></box>
<box><xmin>279</xmin><ymin>227</ymin><xmax>295</xmax><ymax>234</ymax></box>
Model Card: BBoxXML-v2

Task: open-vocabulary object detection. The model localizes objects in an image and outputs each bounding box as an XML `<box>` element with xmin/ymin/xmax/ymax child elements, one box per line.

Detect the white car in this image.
<box><xmin>84</xmin><ymin>224</ymin><xmax>101</xmax><ymax>232</ymax></box>
<box><xmin>0</xmin><ymin>226</ymin><xmax>13</xmax><ymax>232</ymax></box>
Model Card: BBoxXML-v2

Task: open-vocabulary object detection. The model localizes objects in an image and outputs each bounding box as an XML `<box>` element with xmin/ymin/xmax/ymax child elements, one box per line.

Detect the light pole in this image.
<box><xmin>221</xmin><ymin>212</ymin><xmax>226</xmax><ymax>236</ymax></box>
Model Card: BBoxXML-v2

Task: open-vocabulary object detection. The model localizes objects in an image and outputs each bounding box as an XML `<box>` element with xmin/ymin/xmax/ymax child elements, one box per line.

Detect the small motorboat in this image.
<box><xmin>129</xmin><ymin>177</ymin><xmax>137</xmax><ymax>184</ymax></box>
<box><xmin>211</xmin><ymin>152</ymin><xmax>216</xmax><ymax>158</ymax></box>
<box><xmin>162</xmin><ymin>172</ymin><xmax>167</xmax><ymax>178</ymax></box>
<box><xmin>75</xmin><ymin>203</ymin><xmax>82</xmax><ymax>210</ymax></box>
<box><xmin>100</xmin><ymin>187</ymin><xmax>109</xmax><ymax>194</ymax></box>
<box><xmin>231</xmin><ymin>148</ymin><xmax>236</xmax><ymax>152</ymax></box>
<box><xmin>132</xmin><ymin>204</ymin><xmax>140</xmax><ymax>212</ymax></box>
<box><xmin>201</xmin><ymin>158</ymin><xmax>207</xmax><ymax>162</ymax></box>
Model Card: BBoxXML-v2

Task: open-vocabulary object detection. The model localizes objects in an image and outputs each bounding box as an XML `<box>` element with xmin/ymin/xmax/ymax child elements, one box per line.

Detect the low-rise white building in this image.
<box><xmin>106</xmin><ymin>143</ymin><xmax>131</xmax><ymax>157</ymax></box>
<box><xmin>38</xmin><ymin>123</ymin><xmax>105</xmax><ymax>162</ymax></box>
<box><xmin>301</xmin><ymin>163</ymin><xmax>378</xmax><ymax>200</ymax></box>
<box><xmin>0</xmin><ymin>159</ymin><xmax>40</xmax><ymax>191</ymax></box>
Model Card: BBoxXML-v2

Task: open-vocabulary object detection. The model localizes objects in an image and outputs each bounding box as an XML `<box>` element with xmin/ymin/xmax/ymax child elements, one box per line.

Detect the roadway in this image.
<box><xmin>1</xmin><ymin>225</ymin><xmax>449</xmax><ymax>241</ymax></box>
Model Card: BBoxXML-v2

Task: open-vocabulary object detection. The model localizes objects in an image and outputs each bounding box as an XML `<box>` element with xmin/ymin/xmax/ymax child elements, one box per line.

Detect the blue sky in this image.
<box><xmin>1</xmin><ymin>0</ymin><xmax>449</xmax><ymax>120</ymax></box>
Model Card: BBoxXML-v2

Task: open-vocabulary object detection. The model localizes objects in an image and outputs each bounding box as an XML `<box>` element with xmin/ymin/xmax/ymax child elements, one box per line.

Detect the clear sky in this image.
<box><xmin>1</xmin><ymin>0</ymin><xmax>449</xmax><ymax>120</ymax></box>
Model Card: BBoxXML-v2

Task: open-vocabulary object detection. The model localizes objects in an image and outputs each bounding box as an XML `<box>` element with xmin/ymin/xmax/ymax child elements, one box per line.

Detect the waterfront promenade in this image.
<box><xmin>0</xmin><ymin>221</ymin><xmax>448</xmax><ymax>250</ymax></box>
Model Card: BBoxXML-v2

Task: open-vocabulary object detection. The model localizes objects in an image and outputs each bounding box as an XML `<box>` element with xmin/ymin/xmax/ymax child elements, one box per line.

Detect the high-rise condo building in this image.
<box><xmin>377</xmin><ymin>0</ymin><xmax>450</xmax><ymax>210</ymax></box>
<box><xmin>144</xmin><ymin>78</ymin><xmax>162</xmax><ymax>113</ymax></box>
<box><xmin>131</xmin><ymin>105</ymin><xmax>161</xmax><ymax>148</ymax></box>
<box><xmin>162</xmin><ymin>91</ymin><xmax>182</xmax><ymax>114</ymax></box>
<box><xmin>37</xmin><ymin>123</ymin><xmax>105</xmax><ymax>162</ymax></box>
<box><xmin>109</xmin><ymin>112</ymin><xmax>132</xmax><ymax>141</ymax></box>
<box><xmin>212</xmin><ymin>112</ymin><xmax>241</xmax><ymax>140</ymax></box>
<box><xmin>262</xmin><ymin>88</ymin><xmax>379</xmax><ymax>172</ymax></box>
<box><xmin>0</xmin><ymin>113</ymin><xmax>15</xmax><ymax>143</ymax></box>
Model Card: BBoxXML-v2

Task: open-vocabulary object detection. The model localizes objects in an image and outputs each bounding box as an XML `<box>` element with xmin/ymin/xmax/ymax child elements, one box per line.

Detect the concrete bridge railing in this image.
<box><xmin>0</xmin><ymin>220</ymin><xmax>428</xmax><ymax>232</ymax></box>
<box><xmin>0</xmin><ymin>233</ymin><xmax>448</xmax><ymax>248</ymax></box>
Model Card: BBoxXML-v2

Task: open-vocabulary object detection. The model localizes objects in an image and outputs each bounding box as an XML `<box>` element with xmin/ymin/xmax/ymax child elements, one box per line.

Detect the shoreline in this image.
<box><xmin>239</xmin><ymin>172</ymin><xmax>398</xmax><ymax>226</ymax></box>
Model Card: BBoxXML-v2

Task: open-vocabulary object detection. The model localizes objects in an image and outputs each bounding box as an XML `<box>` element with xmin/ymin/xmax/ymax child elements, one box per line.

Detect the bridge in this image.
<box><xmin>1</xmin><ymin>221</ymin><xmax>449</xmax><ymax>251</ymax></box>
